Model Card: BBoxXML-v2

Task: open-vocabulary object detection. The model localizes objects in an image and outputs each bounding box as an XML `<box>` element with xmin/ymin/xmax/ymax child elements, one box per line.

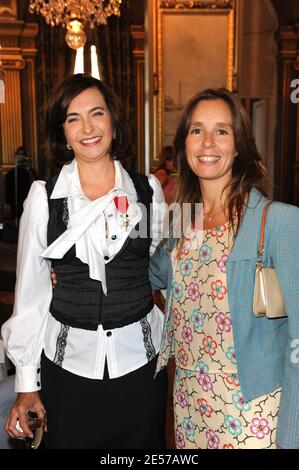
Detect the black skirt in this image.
<box><xmin>40</xmin><ymin>353</ymin><xmax>167</xmax><ymax>449</ymax></box>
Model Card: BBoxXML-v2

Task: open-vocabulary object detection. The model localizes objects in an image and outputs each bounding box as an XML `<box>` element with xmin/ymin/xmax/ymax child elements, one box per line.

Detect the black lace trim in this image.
<box><xmin>62</xmin><ymin>198</ymin><xmax>69</xmax><ymax>226</ymax></box>
<box><xmin>140</xmin><ymin>317</ymin><xmax>156</xmax><ymax>362</ymax></box>
<box><xmin>53</xmin><ymin>323</ymin><xmax>70</xmax><ymax>367</ymax></box>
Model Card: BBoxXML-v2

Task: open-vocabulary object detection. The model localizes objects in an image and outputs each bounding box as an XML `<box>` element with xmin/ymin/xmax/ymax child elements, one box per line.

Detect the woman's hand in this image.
<box><xmin>50</xmin><ymin>267</ymin><xmax>57</xmax><ymax>287</ymax></box>
<box><xmin>5</xmin><ymin>391</ymin><xmax>46</xmax><ymax>439</ymax></box>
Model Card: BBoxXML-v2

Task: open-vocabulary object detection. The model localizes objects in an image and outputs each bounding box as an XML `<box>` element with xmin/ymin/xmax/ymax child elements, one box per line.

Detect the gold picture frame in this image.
<box><xmin>151</xmin><ymin>0</ymin><xmax>236</xmax><ymax>167</ymax></box>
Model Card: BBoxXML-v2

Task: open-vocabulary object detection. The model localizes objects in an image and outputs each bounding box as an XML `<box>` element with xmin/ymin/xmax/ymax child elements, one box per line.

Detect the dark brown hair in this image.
<box><xmin>156</xmin><ymin>145</ymin><xmax>175</xmax><ymax>174</ymax></box>
<box><xmin>46</xmin><ymin>73</ymin><xmax>130</xmax><ymax>171</ymax></box>
<box><xmin>173</xmin><ymin>88</ymin><xmax>267</xmax><ymax>235</ymax></box>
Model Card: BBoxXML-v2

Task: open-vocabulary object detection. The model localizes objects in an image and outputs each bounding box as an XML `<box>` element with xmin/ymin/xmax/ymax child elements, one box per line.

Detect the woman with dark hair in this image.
<box><xmin>154</xmin><ymin>145</ymin><xmax>176</xmax><ymax>204</ymax></box>
<box><xmin>150</xmin><ymin>88</ymin><xmax>299</xmax><ymax>449</ymax></box>
<box><xmin>2</xmin><ymin>74</ymin><xmax>167</xmax><ymax>449</ymax></box>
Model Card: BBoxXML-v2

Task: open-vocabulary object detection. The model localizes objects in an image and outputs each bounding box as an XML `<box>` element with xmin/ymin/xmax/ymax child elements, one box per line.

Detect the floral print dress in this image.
<box><xmin>171</xmin><ymin>223</ymin><xmax>280</xmax><ymax>449</ymax></box>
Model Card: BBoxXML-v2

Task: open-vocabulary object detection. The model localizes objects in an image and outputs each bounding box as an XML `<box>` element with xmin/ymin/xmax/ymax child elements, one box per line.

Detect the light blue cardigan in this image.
<box><xmin>149</xmin><ymin>188</ymin><xmax>299</xmax><ymax>449</ymax></box>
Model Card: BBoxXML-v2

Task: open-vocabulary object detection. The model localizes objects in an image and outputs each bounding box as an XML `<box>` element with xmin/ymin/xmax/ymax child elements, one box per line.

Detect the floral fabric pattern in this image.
<box><xmin>171</xmin><ymin>223</ymin><xmax>280</xmax><ymax>449</ymax></box>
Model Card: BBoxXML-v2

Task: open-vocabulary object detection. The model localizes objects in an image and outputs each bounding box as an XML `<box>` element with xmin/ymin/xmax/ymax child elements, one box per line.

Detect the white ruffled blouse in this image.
<box><xmin>1</xmin><ymin>160</ymin><xmax>166</xmax><ymax>392</ymax></box>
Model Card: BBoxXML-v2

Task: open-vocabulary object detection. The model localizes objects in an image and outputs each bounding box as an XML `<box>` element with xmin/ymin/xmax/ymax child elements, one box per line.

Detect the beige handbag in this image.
<box><xmin>253</xmin><ymin>201</ymin><xmax>287</xmax><ymax>319</ymax></box>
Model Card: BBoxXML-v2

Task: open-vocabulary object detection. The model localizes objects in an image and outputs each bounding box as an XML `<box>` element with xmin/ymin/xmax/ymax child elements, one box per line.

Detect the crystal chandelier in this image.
<box><xmin>29</xmin><ymin>0</ymin><xmax>122</xmax><ymax>49</ymax></box>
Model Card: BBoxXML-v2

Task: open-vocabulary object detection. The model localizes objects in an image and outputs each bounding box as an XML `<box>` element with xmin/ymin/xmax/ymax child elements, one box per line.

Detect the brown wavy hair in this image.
<box><xmin>173</xmin><ymin>88</ymin><xmax>267</xmax><ymax>236</ymax></box>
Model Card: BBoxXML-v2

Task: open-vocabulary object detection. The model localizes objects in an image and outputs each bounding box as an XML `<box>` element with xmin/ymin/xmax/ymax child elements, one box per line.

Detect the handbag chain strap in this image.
<box><xmin>257</xmin><ymin>201</ymin><xmax>272</xmax><ymax>265</ymax></box>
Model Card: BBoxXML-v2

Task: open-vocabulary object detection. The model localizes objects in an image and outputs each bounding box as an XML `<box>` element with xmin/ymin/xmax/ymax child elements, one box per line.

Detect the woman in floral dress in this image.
<box><xmin>171</xmin><ymin>223</ymin><xmax>279</xmax><ymax>449</ymax></box>
<box><xmin>150</xmin><ymin>88</ymin><xmax>299</xmax><ymax>449</ymax></box>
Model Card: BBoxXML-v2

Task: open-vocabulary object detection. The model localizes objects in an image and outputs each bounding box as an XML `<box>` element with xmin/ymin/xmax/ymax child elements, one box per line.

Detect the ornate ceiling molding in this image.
<box><xmin>0</xmin><ymin>21</ymin><xmax>38</xmax><ymax>49</ymax></box>
<box><xmin>0</xmin><ymin>54</ymin><xmax>26</xmax><ymax>70</ymax></box>
<box><xmin>0</xmin><ymin>0</ymin><xmax>18</xmax><ymax>19</ymax></box>
<box><xmin>160</xmin><ymin>0</ymin><xmax>233</xmax><ymax>9</ymax></box>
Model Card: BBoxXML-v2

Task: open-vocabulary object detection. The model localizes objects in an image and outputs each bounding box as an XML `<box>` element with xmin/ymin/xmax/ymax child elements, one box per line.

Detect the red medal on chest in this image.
<box><xmin>114</xmin><ymin>195</ymin><xmax>129</xmax><ymax>213</ymax></box>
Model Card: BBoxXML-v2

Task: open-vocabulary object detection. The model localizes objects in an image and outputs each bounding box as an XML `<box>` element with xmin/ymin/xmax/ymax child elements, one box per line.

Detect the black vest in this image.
<box><xmin>46</xmin><ymin>171</ymin><xmax>154</xmax><ymax>331</ymax></box>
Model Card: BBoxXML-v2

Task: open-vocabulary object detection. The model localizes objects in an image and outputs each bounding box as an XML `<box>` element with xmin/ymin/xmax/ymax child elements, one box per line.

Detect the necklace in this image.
<box><xmin>203</xmin><ymin>206</ymin><xmax>226</xmax><ymax>223</ymax></box>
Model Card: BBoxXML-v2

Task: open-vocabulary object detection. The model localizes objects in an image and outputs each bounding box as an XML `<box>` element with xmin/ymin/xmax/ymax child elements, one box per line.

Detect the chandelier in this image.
<box><xmin>29</xmin><ymin>0</ymin><xmax>122</xmax><ymax>49</ymax></box>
